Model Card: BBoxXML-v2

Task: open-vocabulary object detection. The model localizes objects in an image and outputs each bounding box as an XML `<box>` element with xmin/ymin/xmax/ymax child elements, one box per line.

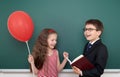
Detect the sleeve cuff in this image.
<box><xmin>80</xmin><ymin>71</ymin><xmax>83</xmax><ymax>76</ymax></box>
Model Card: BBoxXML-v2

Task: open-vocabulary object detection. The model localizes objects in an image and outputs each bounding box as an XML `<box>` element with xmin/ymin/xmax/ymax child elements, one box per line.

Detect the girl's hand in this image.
<box><xmin>28</xmin><ymin>54</ymin><xmax>34</xmax><ymax>64</ymax></box>
<box><xmin>63</xmin><ymin>51</ymin><xmax>69</xmax><ymax>59</ymax></box>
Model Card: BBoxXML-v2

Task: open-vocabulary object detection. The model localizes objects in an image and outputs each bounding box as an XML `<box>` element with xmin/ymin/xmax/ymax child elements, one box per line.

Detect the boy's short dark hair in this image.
<box><xmin>85</xmin><ymin>19</ymin><xmax>104</xmax><ymax>33</ymax></box>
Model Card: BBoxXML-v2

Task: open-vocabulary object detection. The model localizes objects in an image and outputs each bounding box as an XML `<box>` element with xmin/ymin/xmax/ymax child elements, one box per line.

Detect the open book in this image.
<box><xmin>66</xmin><ymin>55</ymin><xmax>94</xmax><ymax>71</ymax></box>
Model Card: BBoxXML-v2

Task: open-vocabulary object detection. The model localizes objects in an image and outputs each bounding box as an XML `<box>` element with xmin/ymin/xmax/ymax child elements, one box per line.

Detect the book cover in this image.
<box><xmin>66</xmin><ymin>55</ymin><xmax>94</xmax><ymax>71</ymax></box>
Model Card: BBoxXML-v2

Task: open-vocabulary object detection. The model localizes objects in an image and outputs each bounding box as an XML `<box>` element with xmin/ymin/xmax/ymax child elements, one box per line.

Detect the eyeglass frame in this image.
<box><xmin>83</xmin><ymin>28</ymin><xmax>98</xmax><ymax>32</ymax></box>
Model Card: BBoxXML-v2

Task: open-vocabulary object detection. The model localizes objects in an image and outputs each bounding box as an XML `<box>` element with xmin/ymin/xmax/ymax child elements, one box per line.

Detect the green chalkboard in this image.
<box><xmin>0</xmin><ymin>0</ymin><xmax>120</xmax><ymax>69</ymax></box>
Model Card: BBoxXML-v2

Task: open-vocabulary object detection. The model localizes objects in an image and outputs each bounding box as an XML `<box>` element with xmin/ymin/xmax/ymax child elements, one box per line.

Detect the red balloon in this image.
<box><xmin>7</xmin><ymin>11</ymin><xmax>34</xmax><ymax>42</ymax></box>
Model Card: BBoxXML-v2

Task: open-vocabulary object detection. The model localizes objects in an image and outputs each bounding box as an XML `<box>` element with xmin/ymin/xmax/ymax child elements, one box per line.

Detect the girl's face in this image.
<box><xmin>84</xmin><ymin>24</ymin><xmax>101</xmax><ymax>42</ymax></box>
<box><xmin>47</xmin><ymin>33</ymin><xmax>57</xmax><ymax>49</ymax></box>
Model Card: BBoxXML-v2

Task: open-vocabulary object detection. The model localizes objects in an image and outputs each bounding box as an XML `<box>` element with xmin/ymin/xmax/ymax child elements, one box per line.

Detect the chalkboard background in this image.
<box><xmin>0</xmin><ymin>0</ymin><xmax>120</xmax><ymax>69</ymax></box>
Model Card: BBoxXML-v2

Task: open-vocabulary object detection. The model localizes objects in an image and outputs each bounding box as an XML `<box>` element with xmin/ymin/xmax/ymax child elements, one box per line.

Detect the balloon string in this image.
<box><xmin>26</xmin><ymin>41</ymin><xmax>31</xmax><ymax>55</ymax></box>
<box><xmin>25</xmin><ymin>41</ymin><xmax>35</xmax><ymax>77</ymax></box>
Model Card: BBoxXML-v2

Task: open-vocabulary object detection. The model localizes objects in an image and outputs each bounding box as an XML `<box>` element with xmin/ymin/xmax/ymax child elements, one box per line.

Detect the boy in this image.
<box><xmin>72</xmin><ymin>19</ymin><xmax>108</xmax><ymax>77</ymax></box>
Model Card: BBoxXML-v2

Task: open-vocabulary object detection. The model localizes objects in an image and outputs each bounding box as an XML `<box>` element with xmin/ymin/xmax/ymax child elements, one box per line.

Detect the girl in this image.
<box><xmin>28</xmin><ymin>28</ymin><xmax>69</xmax><ymax>77</ymax></box>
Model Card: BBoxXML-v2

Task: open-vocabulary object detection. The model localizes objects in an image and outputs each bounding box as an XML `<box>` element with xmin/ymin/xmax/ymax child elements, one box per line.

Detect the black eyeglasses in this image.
<box><xmin>83</xmin><ymin>28</ymin><xmax>97</xmax><ymax>32</ymax></box>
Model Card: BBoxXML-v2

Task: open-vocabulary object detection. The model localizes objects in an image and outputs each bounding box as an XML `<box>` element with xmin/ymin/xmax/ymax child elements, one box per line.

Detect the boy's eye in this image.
<box><xmin>83</xmin><ymin>28</ymin><xmax>97</xmax><ymax>32</ymax></box>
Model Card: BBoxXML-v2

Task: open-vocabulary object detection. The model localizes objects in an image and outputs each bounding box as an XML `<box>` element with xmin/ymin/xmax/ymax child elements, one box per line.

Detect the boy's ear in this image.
<box><xmin>97</xmin><ymin>31</ymin><xmax>102</xmax><ymax>36</ymax></box>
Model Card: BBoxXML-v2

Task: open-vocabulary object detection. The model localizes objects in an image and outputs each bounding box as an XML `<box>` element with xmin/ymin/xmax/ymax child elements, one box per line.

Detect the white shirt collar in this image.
<box><xmin>89</xmin><ymin>38</ymin><xmax>100</xmax><ymax>45</ymax></box>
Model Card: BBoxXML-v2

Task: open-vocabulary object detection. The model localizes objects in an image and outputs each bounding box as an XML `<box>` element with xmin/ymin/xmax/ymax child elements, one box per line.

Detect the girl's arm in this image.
<box><xmin>57</xmin><ymin>51</ymin><xmax>69</xmax><ymax>72</ymax></box>
<box><xmin>28</xmin><ymin>55</ymin><xmax>39</xmax><ymax>75</ymax></box>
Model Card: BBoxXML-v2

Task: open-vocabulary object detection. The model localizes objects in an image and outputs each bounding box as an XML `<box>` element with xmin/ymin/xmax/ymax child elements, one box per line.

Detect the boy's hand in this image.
<box><xmin>72</xmin><ymin>66</ymin><xmax>82</xmax><ymax>76</ymax></box>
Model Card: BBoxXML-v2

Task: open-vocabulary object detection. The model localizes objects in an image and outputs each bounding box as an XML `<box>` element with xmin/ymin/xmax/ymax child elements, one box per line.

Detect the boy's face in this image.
<box><xmin>47</xmin><ymin>33</ymin><xmax>57</xmax><ymax>49</ymax></box>
<box><xmin>84</xmin><ymin>24</ymin><xmax>101</xmax><ymax>42</ymax></box>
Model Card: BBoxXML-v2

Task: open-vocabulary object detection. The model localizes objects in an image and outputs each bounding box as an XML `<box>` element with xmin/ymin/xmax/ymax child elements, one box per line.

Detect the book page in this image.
<box><xmin>71</xmin><ymin>55</ymin><xmax>84</xmax><ymax>64</ymax></box>
<box><xmin>66</xmin><ymin>57</ymin><xmax>72</xmax><ymax>64</ymax></box>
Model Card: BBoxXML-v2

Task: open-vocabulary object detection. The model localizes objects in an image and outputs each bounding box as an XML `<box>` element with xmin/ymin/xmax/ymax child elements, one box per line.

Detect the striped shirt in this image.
<box><xmin>38</xmin><ymin>49</ymin><xmax>58</xmax><ymax>77</ymax></box>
